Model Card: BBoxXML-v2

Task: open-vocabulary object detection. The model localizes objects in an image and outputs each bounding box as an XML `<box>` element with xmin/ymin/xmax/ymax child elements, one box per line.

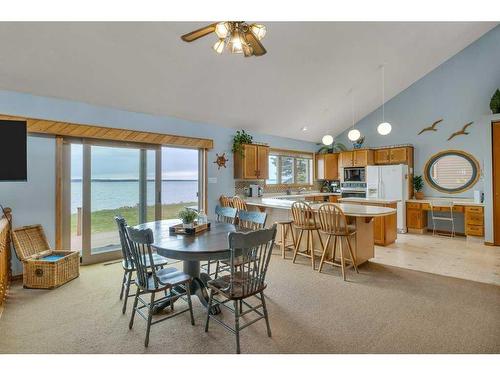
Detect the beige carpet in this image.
<box><xmin>1</xmin><ymin>253</ymin><xmax>499</xmax><ymax>354</ymax></box>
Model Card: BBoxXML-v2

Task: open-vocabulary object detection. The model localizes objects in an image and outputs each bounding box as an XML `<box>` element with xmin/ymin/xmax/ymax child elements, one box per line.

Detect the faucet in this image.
<box><xmin>297</xmin><ymin>187</ymin><xmax>307</xmax><ymax>194</ymax></box>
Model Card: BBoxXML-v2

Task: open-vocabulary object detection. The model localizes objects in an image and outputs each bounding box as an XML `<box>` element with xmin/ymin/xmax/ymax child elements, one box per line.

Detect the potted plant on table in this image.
<box><xmin>413</xmin><ymin>175</ymin><xmax>424</xmax><ymax>200</ymax></box>
<box><xmin>178</xmin><ymin>208</ymin><xmax>198</xmax><ymax>229</ymax></box>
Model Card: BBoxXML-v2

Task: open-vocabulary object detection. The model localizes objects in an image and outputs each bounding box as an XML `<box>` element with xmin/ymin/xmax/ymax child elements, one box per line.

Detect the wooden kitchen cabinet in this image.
<box><xmin>406</xmin><ymin>202</ymin><xmax>427</xmax><ymax>233</ymax></box>
<box><xmin>374</xmin><ymin>149</ymin><xmax>390</xmax><ymax>164</ymax></box>
<box><xmin>339</xmin><ymin>150</ymin><xmax>373</xmax><ymax>168</ymax></box>
<box><xmin>465</xmin><ymin>206</ymin><xmax>484</xmax><ymax>237</ymax></box>
<box><xmin>234</xmin><ymin>144</ymin><xmax>269</xmax><ymax>179</ymax></box>
<box><xmin>315</xmin><ymin>153</ymin><xmax>339</xmax><ymax>180</ymax></box>
<box><xmin>375</xmin><ymin>147</ymin><xmax>413</xmax><ymax>165</ymax></box>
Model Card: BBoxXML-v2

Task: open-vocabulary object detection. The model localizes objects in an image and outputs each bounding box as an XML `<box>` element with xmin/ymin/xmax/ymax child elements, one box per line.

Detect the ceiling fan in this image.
<box><xmin>181</xmin><ymin>22</ymin><xmax>267</xmax><ymax>57</ymax></box>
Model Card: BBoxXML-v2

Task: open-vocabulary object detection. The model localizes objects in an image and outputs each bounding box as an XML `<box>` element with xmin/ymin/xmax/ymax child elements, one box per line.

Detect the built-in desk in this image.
<box><xmin>406</xmin><ymin>199</ymin><xmax>484</xmax><ymax>237</ymax></box>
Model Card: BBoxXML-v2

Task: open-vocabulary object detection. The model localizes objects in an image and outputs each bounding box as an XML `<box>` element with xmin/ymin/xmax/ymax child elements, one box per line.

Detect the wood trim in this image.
<box><xmin>493</xmin><ymin>121</ymin><xmax>500</xmax><ymax>245</ymax></box>
<box><xmin>270</xmin><ymin>147</ymin><xmax>315</xmax><ymax>157</ymax></box>
<box><xmin>0</xmin><ymin>208</ymin><xmax>12</xmax><ymax>310</ymax></box>
<box><xmin>0</xmin><ymin>113</ymin><xmax>213</xmax><ymax>149</ymax></box>
<box><xmin>55</xmin><ymin>137</ymin><xmax>63</xmax><ymax>249</ymax></box>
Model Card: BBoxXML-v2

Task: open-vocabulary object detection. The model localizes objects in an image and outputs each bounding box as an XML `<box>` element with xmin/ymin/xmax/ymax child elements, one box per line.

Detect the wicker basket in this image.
<box><xmin>12</xmin><ymin>224</ymin><xmax>80</xmax><ymax>289</ymax></box>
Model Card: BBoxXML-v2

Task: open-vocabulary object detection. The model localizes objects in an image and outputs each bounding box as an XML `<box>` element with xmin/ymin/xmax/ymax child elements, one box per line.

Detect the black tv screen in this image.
<box><xmin>0</xmin><ymin>120</ymin><xmax>27</xmax><ymax>181</ymax></box>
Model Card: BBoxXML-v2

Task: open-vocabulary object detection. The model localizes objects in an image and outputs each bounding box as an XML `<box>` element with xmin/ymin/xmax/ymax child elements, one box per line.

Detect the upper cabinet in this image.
<box><xmin>374</xmin><ymin>147</ymin><xmax>413</xmax><ymax>165</ymax></box>
<box><xmin>339</xmin><ymin>150</ymin><xmax>373</xmax><ymax>168</ymax></box>
<box><xmin>316</xmin><ymin>153</ymin><xmax>338</xmax><ymax>180</ymax></box>
<box><xmin>234</xmin><ymin>144</ymin><xmax>269</xmax><ymax>180</ymax></box>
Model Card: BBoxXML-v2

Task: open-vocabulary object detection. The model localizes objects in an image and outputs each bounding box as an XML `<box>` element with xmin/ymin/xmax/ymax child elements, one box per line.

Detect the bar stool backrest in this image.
<box><xmin>232</xmin><ymin>196</ymin><xmax>248</xmax><ymax>211</ymax></box>
<box><xmin>115</xmin><ymin>216</ymin><xmax>134</xmax><ymax>269</ymax></box>
<box><xmin>215</xmin><ymin>205</ymin><xmax>238</xmax><ymax>224</ymax></box>
<box><xmin>291</xmin><ymin>201</ymin><xmax>317</xmax><ymax>229</ymax></box>
<box><xmin>317</xmin><ymin>203</ymin><xmax>350</xmax><ymax>235</ymax></box>
<box><xmin>125</xmin><ymin>226</ymin><xmax>158</xmax><ymax>290</ymax></box>
<box><xmin>219</xmin><ymin>195</ymin><xmax>233</xmax><ymax>207</ymax></box>
<box><xmin>237</xmin><ymin>210</ymin><xmax>267</xmax><ymax>230</ymax></box>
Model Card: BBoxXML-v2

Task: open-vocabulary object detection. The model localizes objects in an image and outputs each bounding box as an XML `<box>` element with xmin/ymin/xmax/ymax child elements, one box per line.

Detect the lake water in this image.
<box><xmin>71</xmin><ymin>180</ymin><xmax>198</xmax><ymax>213</ymax></box>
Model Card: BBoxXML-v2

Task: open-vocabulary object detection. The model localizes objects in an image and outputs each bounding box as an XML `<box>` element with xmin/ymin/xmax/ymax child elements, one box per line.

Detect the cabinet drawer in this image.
<box><xmin>466</xmin><ymin>225</ymin><xmax>484</xmax><ymax>237</ymax></box>
<box><xmin>465</xmin><ymin>206</ymin><xmax>483</xmax><ymax>214</ymax></box>
<box><xmin>407</xmin><ymin>202</ymin><xmax>421</xmax><ymax>209</ymax></box>
<box><xmin>421</xmin><ymin>203</ymin><xmax>431</xmax><ymax>210</ymax></box>
<box><xmin>466</xmin><ymin>214</ymin><xmax>484</xmax><ymax>225</ymax></box>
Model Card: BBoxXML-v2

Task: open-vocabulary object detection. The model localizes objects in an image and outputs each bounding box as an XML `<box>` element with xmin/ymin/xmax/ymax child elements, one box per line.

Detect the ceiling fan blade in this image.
<box><xmin>181</xmin><ymin>23</ymin><xmax>217</xmax><ymax>42</ymax></box>
<box><xmin>244</xmin><ymin>30</ymin><xmax>267</xmax><ymax>56</ymax></box>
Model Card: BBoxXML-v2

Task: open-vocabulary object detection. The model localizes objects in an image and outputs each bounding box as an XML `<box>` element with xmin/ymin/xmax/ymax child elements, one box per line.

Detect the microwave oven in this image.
<box><xmin>343</xmin><ymin>167</ymin><xmax>365</xmax><ymax>182</ymax></box>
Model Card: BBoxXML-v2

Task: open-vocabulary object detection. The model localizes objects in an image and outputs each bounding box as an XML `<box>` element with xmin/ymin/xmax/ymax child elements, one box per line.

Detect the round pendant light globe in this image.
<box><xmin>377</xmin><ymin>122</ymin><xmax>392</xmax><ymax>136</ymax></box>
<box><xmin>322</xmin><ymin>135</ymin><xmax>334</xmax><ymax>146</ymax></box>
<box><xmin>348</xmin><ymin>129</ymin><xmax>361</xmax><ymax>141</ymax></box>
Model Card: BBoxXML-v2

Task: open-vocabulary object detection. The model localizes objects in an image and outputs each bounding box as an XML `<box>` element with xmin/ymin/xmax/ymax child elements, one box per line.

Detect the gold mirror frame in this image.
<box><xmin>423</xmin><ymin>149</ymin><xmax>480</xmax><ymax>194</ymax></box>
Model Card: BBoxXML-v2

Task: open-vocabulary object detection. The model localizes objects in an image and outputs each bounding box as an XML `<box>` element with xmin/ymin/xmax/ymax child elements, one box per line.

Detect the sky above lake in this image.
<box><xmin>71</xmin><ymin>145</ymin><xmax>198</xmax><ymax>180</ymax></box>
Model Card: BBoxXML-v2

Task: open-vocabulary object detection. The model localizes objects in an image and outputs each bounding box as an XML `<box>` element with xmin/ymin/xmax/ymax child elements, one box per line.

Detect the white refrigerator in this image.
<box><xmin>366</xmin><ymin>164</ymin><xmax>409</xmax><ymax>233</ymax></box>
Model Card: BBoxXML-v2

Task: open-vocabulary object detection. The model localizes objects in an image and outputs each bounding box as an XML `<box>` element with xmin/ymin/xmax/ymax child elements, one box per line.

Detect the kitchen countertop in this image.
<box><xmin>406</xmin><ymin>198</ymin><xmax>485</xmax><ymax>207</ymax></box>
<box><xmin>245</xmin><ymin>197</ymin><xmax>396</xmax><ymax>217</ymax></box>
<box><xmin>339</xmin><ymin>197</ymin><xmax>400</xmax><ymax>204</ymax></box>
<box><xmin>257</xmin><ymin>192</ymin><xmax>341</xmax><ymax>199</ymax></box>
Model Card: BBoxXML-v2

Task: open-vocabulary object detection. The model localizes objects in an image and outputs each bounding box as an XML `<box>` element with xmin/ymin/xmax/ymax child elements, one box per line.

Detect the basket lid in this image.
<box><xmin>12</xmin><ymin>224</ymin><xmax>51</xmax><ymax>261</ymax></box>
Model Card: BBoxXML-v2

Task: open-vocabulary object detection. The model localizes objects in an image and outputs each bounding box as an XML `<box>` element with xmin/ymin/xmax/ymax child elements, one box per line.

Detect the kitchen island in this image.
<box><xmin>245</xmin><ymin>197</ymin><xmax>396</xmax><ymax>266</ymax></box>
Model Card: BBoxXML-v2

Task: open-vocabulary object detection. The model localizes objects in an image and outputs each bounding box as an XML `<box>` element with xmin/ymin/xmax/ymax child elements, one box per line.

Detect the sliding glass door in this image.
<box><xmin>62</xmin><ymin>140</ymin><xmax>205</xmax><ymax>265</ymax></box>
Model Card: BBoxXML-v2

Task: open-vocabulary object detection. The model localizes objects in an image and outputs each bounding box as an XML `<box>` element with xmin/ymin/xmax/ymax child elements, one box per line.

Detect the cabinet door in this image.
<box><xmin>316</xmin><ymin>155</ymin><xmax>325</xmax><ymax>180</ymax></box>
<box><xmin>406</xmin><ymin>209</ymin><xmax>422</xmax><ymax>229</ymax></box>
<box><xmin>340</xmin><ymin>151</ymin><xmax>353</xmax><ymax>167</ymax></box>
<box><xmin>373</xmin><ymin>216</ymin><xmax>384</xmax><ymax>244</ymax></box>
<box><xmin>390</xmin><ymin>148</ymin><xmax>408</xmax><ymax>164</ymax></box>
<box><xmin>328</xmin><ymin>195</ymin><xmax>338</xmax><ymax>203</ymax></box>
<box><xmin>257</xmin><ymin>146</ymin><xmax>269</xmax><ymax>179</ymax></box>
<box><xmin>353</xmin><ymin>150</ymin><xmax>369</xmax><ymax>167</ymax></box>
<box><xmin>374</xmin><ymin>149</ymin><xmax>390</xmax><ymax>164</ymax></box>
<box><xmin>243</xmin><ymin>144</ymin><xmax>258</xmax><ymax>179</ymax></box>
<box><xmin>324</xmin><ymin>153</ymin><xmax>339</xmax><ymax>180</ymax></box>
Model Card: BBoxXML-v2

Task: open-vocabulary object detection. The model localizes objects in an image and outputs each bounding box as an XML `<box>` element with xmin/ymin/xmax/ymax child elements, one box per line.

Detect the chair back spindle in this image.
<box><xmin>115</xmin><ymin>216</ymin><xmax>134</xmax><ymax>269</ymax></box>
<box><xmin>231</xmin><ymin>196</ymin><xmax>248</xmax><ymax>211</ymax></box>
<box><xmin>219</xmin><ymin>195</ymin><xmax>234</xmax><ymax>208</ymax></box>
<box><xmin>291</xmin><ymin>201</ymin><xmax>317</xmax><ymax>229</ymax></box>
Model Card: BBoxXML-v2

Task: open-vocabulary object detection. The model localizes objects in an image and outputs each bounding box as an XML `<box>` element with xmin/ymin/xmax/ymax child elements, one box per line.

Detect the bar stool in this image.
<box><xmin>219</xmin><ymin>195</ymin><xmax>233</xmax><ymax>207</ymax></box>
<box><xmin>291</xmin><ymin>201</ymin><xmax>324</xmax><ymax>270</ymax></box>
<box><xmin>317</xmin><ymin>203</ymin><xmax>359</xmax><ymax>281</ymax></box>
<box><xmin>275</xmin><ymin>220</ymin><xmax>296</xmax><ymax>259</ymax></box>
<box><xmin>231</xmin><ymin>196</ymin><xmax>248</xmax><ymax>211</ymax></box>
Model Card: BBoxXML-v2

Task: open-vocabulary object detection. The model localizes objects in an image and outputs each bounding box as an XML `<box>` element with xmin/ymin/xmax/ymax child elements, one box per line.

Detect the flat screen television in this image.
<box><xmin>0</xmin><ymin>120</ymin><xmax>27</xmax><ymax>181</ymax></box>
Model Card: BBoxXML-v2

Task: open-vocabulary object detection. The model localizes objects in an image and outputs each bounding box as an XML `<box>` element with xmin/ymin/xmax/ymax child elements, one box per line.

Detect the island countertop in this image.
<box><xmin>245</xmin><ymin>198</ymin><xmax>396</xmax><ymax>217</ymax></box>
<box><xmin>339</xmin><ymin>197</ymin><xmax>400</xmax><ymax>204</ymax></box>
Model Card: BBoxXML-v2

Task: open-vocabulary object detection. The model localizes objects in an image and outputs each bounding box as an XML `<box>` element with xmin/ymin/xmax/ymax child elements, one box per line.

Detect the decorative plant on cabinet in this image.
<box><xmin>413</xmin><ymin>175</ymin><xmax>424</xmax><ymax>200</ymax></box>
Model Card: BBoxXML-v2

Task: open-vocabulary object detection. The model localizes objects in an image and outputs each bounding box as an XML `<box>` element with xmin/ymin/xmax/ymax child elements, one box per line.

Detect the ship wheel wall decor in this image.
<box><xmin>214</xmin><ymin>153</ymin><xmax>229</xmax><ymax>169</ymax></box>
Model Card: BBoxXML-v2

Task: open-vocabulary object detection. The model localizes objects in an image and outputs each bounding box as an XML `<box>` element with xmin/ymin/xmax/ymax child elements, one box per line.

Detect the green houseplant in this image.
<box><xmin>490</xmin><ymin>89</ymin><xmax>500</xmax><ymax>114</ymax></box>
<box><xmin>413</xmin><ymin>175</ymin><xmax>424</xmax><ymax>200</ymax></box>
<box><xmin>232</xmin><ymin>130</ymin><xmax>253</xmax><ymax>157</ymax></box>
<box><xmin>178</xmin><ymin>208</ymin><xmax>198</xmax><ymax>228</ymax></box>
<box><xmin>316</xmin><ymin>141</ymin><xmax>348</xmax><ymax>154</ymax></box>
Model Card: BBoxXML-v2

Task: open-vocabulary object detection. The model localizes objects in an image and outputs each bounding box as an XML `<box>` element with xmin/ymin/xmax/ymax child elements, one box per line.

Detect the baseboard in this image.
<box><xmin>484</xmin><ymin>241</ymin><xmax>499</xmax><ymax>246</ymax></box>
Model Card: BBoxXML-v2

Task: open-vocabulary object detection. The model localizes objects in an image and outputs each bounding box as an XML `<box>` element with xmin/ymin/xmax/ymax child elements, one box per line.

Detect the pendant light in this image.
<box><xmin>347</xmin><ymin>89</ymin><xmax>361</xmax><ymax>141</ymax></box>
<box><xmin>322</xmin><ymin>134</ymin><xmax>334</xmax><ymax>146</ymax></box>
<box><xmin>377</xmin><ymin>65</ymin><xmax>392</xmax><ymax>136</ymax></box>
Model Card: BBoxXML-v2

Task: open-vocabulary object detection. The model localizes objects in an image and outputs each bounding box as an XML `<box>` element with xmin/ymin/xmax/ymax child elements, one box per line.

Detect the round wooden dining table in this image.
<box><xmin>134</xmin><ymin>219</ymin><xmax>247</xmax><ymax>312</ymax></box>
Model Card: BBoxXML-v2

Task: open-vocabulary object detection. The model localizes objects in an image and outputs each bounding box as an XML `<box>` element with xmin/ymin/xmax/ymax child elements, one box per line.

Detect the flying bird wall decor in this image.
<box><xmin>447</xmin><ymin>122</ymin><xmax>474</xmax><ymax>141</ymax></box>
<box><xmin>418</xmin><ymin>119</ymin><xmax>443</xmax><ymax>135</ymax></box>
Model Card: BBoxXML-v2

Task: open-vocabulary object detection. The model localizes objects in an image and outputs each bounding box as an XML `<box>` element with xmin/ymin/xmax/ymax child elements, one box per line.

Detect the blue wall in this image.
<box><xmin>336</xmin><ymin>25</ymin><xmax>500</xmax><ymax>241</ymax></box>
<box><xmin>0</xmin><ymin>91</ymin><xmax>317</xmax><ymax>274</ymax></box>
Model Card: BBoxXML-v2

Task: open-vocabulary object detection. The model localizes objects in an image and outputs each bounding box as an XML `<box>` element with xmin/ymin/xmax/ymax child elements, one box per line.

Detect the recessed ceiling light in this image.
<box><xmin>301</xmin><ymin>126</ymin><xmax>308</xmax><ymax>132</ymax></box>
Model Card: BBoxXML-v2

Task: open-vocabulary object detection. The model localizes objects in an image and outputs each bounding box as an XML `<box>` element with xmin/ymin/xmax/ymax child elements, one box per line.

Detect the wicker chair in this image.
<box><xmin>126</xmin><ymin>225</ymin><xmax>195</xmax><ymax>347</ymax></box>
<box><xmin>317</xmin><ymin>203</ymin><xmax>359</xmax><ymax>281</ymax></box>
<box><xmin>115</xmin><ymin>216</ymin><xmax>169</xmax><ymax>314</ymax></box>
<box><xmin>205</xmin><ymin>225</ymin><xmax>277</xmax><ymax>354</ymax></box>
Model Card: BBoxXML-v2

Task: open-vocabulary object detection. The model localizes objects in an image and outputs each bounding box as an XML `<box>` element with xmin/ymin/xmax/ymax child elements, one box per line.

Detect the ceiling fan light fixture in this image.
<box><xmin>229</xmin><ymin>30</ymin><xmax>244</xmax><ymax>54</ymax></box>
<box><xmin>215</xmin><ymin>22</ymin><xmax>230</xmax><ymax>38</ymax></box>
<box><xmin>250</xmin><ymin>24</ymin><xmax>267</xmax><ymax>40</ymax></box>
<box><xmin>213</xmin><ymin>39</ymin><xmax>225</xmax><ymax>54</ymax></box>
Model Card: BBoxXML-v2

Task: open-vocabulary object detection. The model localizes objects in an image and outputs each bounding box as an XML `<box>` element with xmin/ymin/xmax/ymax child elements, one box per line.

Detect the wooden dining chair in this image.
<box><xmin>291</xmin><ymin>201</ymin><xmax>324</xmax><ymax>270</ymax></box>
<box><xmin>219</xmin><ymin>195</ymin><xmax>234</xmax><ymax>208</ymax></box>
<box><xmin>205</xmin><ymin>225</ymin><xmax>277</xmax><ymax>354</ymax></box>
<box><xmin>115</xmin><ymin>216</ymin><xmax>169</xmax><ymax>314</ymax></box>
<box><xmin>231</xmin><ymin>196</ymin><xmax>248</xmax><ymax>211</ymax></box>
<box><xmin>317</xmin><ymin>203</ymin><xmax>359</xmax><ymax>281</ymax></box>
<box><xmin>126</xmin><ymin>225</ymin><xmax>195</xmax><ymax>347</ymax></box>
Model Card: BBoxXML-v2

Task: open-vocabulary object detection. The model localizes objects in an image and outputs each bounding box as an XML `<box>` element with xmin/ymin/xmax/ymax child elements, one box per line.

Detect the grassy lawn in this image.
<box><xmin>71</xmin><ymin>202</ymin><xmax>197</xmax><ymax>234</ymax></box>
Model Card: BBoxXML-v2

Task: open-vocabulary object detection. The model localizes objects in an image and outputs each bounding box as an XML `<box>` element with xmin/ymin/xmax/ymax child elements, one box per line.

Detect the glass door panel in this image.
<box><xmin>161</xmin><ymin>147</ymin><xmax>199</xmax><ymax>218</ymax></box>
<box><xmin>70</xmin><ymin>144</ymin><xmax>83</xmax><ymax>254</ymax></box>
<box><xmin>90</xmin><ymin>145</ymin><xmax>140</xmax><ymax>256</ymax></box>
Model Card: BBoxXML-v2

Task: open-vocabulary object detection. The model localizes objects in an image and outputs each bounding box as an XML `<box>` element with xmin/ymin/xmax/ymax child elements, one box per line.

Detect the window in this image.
<box><xmin>266</xmin><ymin>150</ymin><xmax>313</xmax><ymax>185</ymax></box>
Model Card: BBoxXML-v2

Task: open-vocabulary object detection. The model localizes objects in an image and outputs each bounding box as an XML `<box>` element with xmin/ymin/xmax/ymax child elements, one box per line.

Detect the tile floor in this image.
<box><xmin>371</xmin><ymin>233</ymin><xmax>500</xmax><ymax>286</ymax></box>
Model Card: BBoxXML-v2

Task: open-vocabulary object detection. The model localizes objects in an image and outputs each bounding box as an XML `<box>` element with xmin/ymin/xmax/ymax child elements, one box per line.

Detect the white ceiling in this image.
<box><xmin>0</xmin><ymin>22</ymin><xmax>496</xmax><ymax>142</ymax></box>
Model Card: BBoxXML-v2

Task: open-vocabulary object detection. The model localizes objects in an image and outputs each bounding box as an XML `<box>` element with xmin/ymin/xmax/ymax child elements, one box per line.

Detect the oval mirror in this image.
<box><xmin>424</xmin><ymin>150</ymin><xmax>480</xmax><ymax>193</ymax></box>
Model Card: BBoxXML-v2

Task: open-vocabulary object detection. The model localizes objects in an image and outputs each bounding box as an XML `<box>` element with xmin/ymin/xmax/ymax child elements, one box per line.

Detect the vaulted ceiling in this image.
<box><xmin>0</xmin><ymin>22</ymin><xmax>496</xmax><ymax>141</ymax></box>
